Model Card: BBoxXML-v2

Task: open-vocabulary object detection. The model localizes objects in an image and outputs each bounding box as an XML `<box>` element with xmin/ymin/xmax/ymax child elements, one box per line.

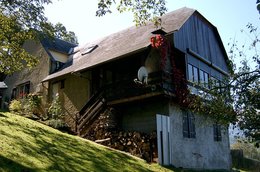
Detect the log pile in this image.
<box><xmin>84</xmin><ymin>108</ymin><xmax>158</xmax><ymax>162</ymax></box>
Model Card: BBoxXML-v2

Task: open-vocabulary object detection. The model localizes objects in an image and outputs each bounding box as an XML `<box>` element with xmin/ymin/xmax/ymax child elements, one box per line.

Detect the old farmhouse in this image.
<box><xmin>3</xmin><ymin>7</ymin><xmax>232</xmax><ymax>170</ymax></box>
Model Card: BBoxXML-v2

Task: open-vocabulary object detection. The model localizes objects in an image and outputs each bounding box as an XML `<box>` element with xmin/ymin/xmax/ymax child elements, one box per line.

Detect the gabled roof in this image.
<box><xmin>40</xmin><ymin>37</ymin><xmax>77</xmax><ymax>54</ymax></box>
<box><xmin>42</xmin><ymin>7</ymin><xmax>196</xmax><ymax>82</ymax></box>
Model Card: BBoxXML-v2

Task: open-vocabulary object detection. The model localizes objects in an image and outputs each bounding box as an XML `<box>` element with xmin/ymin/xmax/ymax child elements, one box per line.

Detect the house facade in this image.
<box><xmin>5</xmin><ymin>7</ymin><xmax>231</xmax><ymax>170</ymax></box>
<box><xmin>2</xmin><ymin>37</ymin><xmax>77</xmax><ymax>109</ymax></box>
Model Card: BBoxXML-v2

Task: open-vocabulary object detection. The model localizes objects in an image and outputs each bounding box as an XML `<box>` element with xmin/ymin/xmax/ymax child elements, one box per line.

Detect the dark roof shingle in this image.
<box><xmin>40</xmin><ymin>37</ymin><xmax>77</xmax><ymax>54</ymax></box>
<box><xmin>42</xmin><ymin>7</ymin><xmax>195</xmax><ymax>82</ymax></box>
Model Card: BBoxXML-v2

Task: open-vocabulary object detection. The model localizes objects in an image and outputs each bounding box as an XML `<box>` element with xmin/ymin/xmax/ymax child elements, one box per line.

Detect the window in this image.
<box><xmin>50</xmin><ymin>60</ymin><xmax>65</xmax><ymax>74</ymax></box>
<box><xmin>55</xmin><ymin>61</ymin><xmax>63</xmax><ymax>71</ymax></box>
<box><xmin>13</xmin><ymin>82</ymin><xmax>30</xmax><ymax>99</ymax></box>
<box><xmin>199</xmin><ymin>69</ymin><xmax>209</xmax><ymax>88</ymax></box>
<box><xmin>183</xmin><ymin>110</ymin><xmax>196</xmax><ymax>138</ymax></box>
<box><xmin>213</xmin><ymin>124</ymin><xmax>222</xmax><ymax>141</ymax></box>
<box><xmin>188</xmin><ymin>64</ymin><xmax>199</xmax><ymax>83</ymax></box>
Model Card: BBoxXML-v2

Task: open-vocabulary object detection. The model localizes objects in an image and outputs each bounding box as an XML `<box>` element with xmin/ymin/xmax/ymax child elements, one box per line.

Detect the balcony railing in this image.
<box><xmin>103</xmin><ymin>71</ymin><xmax>174</xmax><ymax>104</ymax></box>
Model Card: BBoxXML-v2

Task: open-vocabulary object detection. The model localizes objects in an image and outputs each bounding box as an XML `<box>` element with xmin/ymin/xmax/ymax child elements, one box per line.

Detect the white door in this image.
<box><xmin>156</xmin><ymin>114</ymin><xmax>171</xmax><ymax>165</ymax></box>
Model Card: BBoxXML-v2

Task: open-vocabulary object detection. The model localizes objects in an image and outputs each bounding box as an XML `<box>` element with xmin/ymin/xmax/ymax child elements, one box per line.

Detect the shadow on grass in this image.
<box><xmin>0</xmin><ymin>113</ymin><xmax>7</xmax><ymax>118</ymax></box>
<box><xmin>0</xmin><ymin>155</ymin><xmax>36</xmax><ymax>172</ymax></box>
<box><xmin>0</xmin><ymin>113</ymin><xmax>155</xmax><ymax>172</ymax></box>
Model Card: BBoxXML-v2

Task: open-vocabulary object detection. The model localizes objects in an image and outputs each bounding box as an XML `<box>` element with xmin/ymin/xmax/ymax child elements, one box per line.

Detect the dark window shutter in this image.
<box><xmin>25</xmin><ymin>82</ymin><xmax>30</xmax><ymax>94</ymax></box>
<box><xmin>183</xmin><ymin>111</ymin><xmax>189</xmax><ymax>138</ymax></box>
<box><xmin>213</xmin><ymin>124</ymin><xmax>222</xmax><ymax>141</ymax></box>
<box><xmin>217</xmin><ymin>125</ymin><xmax>222</xmax><ymax>141</ymax></box>
<box><xmin>189</xmin><ymin>112</ymin><xmax>196</xmax><ymax>138</ymax></box>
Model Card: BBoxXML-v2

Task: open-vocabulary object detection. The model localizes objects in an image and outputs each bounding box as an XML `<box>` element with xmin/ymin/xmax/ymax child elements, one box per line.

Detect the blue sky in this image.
<box><xmin>45</xmin><ymin>0</ymin><xmax>259</xmax><ymax>53</ymax></box>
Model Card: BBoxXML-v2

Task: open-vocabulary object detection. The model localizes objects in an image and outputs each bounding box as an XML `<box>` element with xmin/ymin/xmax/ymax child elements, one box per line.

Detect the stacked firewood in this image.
<box><xmin>84</xmin><ymin>108</ymin><xmax>158</xmax><ymax>162</ymax></box>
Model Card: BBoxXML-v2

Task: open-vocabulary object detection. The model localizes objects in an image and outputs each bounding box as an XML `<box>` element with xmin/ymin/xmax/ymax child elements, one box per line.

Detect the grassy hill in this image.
<box><xmin>0</xmin><ymin>112</ymin><xmax>172</xmax><ymax>172</ymax></box>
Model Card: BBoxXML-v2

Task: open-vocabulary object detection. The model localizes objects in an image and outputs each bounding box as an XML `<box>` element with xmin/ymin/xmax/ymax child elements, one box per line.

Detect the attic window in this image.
<box><xmin>81</xmin><ymin>45</ymin><xmax>98</xmax><ymax>55</ymax></box>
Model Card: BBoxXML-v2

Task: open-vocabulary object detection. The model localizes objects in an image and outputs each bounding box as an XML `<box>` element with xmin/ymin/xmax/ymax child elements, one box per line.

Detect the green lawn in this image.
<box><xmin>0</xmin><ymin>112</ymin><xmax>173</xmax><ymax>172</ymax></box>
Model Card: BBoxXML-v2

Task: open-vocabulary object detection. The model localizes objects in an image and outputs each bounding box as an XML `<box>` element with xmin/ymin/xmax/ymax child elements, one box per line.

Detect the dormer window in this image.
<box><xmin>50</xmin><ymin>60</ymin><xmax>65</xmax><ymax>74</ymax></box>
<box><xmin>55</xmin><ymin>61</ymin><xmax>64</xmax><ymax>71</ymax></box>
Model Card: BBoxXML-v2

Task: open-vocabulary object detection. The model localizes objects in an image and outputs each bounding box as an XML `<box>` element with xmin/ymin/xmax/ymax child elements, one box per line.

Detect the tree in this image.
<box><xmin>96</xmin><ymin>0</ymin><xmax>167</xmax><ymax>25</ymax></box>
<box><xmin>53</xmin><ymin>23</ymin><xmax>78</xmax><ymax>44</ymax></box>
<box><xmin>1</xmin><ymin>0</ymin><xmax>166</xmax><ymax>74</ymax></box>
<box><xmin>0</xmin><ymin>0</ymin><xmax>77</xmax><ymax>74</ymax></box>
<box><xmin>189</xmin><ymin>23</ymin><xmax>260</xmax><ymax>145</ymax></box>
<box><xmin>228</xmin><ymin>23</ymin><xmax>260</xmax><ymax>145</ymax></box>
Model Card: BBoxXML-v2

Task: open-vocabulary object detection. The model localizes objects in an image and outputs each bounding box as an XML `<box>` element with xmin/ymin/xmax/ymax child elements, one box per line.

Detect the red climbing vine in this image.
<box><xmin>150</xmin><ymin>34</ymin><xmax>190</xmax><ymax>107</ymax></box>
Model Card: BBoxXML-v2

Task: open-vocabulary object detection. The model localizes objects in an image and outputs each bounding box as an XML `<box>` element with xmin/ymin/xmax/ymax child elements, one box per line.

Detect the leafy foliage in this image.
<box><xmin>23</xmin><ymin>93</ymin><xmax>42</xmax><ymax>116</ymax></box>
<box><xmin>48</xmin><ymin>94</ymin><xmax>63</xmax><ymax>119</ymax></box>
<box><xmin>45</xmin><ymin>94</ymin><xmax>67</xmax><ymax>130</ymax></box>
<box><xmin>0</xmin><ymin>0</ymin><xmax>77</xmax><ymax>74</ymax></box>
<box><xmin>0</xmin><ymin>12</ymin><xmax>38</xmax><ymax>74</ymax></box>
<box><xmin>188</xmin><ymin>24</ymin><xmax>260</xmax><ymax>142</ymax></box>
<box><xmin>44</xmin><ymin>119</ymin><xmax>67</xmax><ymax>129</ymax></box>
<box><xmin>9</xmin><ymin>99</ymin><xmax>22</xmax><ymax>112</ymax></box>
<box><xmin>187</xmin><ymin>82</ymin><xmax>236</xmax><ymax>125</ymax></box>
<box><xmin>228</xmin><ymin>23</ymin><xmax>260</xmax><ymax>143</ymax></box>
<box><xmin>53</xmin><ymin>23</ymin><xmax>78</xmax><ymax>44</ymax></box>
<box><xmin>96</xmin><ymin>0</ymin><xmax>167</xmax><ymax>25</ymax></box>
<box><xmin>232</xmin><ymin>140</ymin><xmax>260</xmax><ymax>160</ymax></box>
<box><xmin>8</xmin><ymin>93</ymin><xmax>43</xmax><ymax>118</ymax></box>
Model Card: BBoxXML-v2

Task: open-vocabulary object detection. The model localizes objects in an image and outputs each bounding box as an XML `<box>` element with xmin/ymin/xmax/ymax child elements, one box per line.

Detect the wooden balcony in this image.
<box><xmin>104</xmin><ymin>72</ymin><xmax>174</xmax><ymax>105</ymax></box>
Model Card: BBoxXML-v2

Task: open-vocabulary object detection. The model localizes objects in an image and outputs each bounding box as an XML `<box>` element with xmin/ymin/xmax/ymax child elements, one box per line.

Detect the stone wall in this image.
<box><xmin>169</xmin><ymin>103</ymin><xmax>231</xmax><ymax>170</ymax></box>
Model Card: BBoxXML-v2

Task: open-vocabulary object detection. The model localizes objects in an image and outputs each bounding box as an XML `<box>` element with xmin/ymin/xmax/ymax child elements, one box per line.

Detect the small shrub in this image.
<box><xmin>48</xmin><ymin>94</ymin><xmax>63</xmax><ymax>119</ymax></box>
<box><xmin>23</xmin><ymin>93</ymin><xmax>42</xmax><ymax>116</ymax></box>
<box><xmin>44</xmin><ymin>119</ymin><xmax>68</xmax><ymax>130</ymax></box>
<box><xmin>9</xmin><ymin>94</ymin><xmax>45</xmax><ymax>119</ymax></box>
<box><xmin>9</xmin><ymin>100</ymin><xmax>22</xmax><ymax>113</ymax></box>
<box><xmin>231</xmin><ymin>140</ymin><xmax>260</xmax><ymax>161</ymax></box>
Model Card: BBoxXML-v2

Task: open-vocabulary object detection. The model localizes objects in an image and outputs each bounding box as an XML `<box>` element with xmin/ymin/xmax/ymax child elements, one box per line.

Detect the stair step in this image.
<box><xmin>78</xmin><ymin>98</ymin><xmax>105</xmax><ymax>123</ymax></box>
<box><xmin>78</xmin><ymin>101</ymin><xmax>105</xmax><ymax>129</ymax></box>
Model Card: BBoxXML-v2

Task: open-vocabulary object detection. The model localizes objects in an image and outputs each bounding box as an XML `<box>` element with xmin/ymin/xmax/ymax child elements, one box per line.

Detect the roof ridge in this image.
<box><xmin>42</xmin><ymin>7</ymin><xmax>197</xmax><ymax>82</ymax></box>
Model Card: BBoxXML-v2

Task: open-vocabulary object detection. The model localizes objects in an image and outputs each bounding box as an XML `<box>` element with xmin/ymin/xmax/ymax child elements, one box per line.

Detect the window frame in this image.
<box><xmin>13</xmin><ymin>81</ymin><xmax>30</xmax><ymax>99</ymax></box>
<box><xmin>188</xmin><ymin>63</ymin><xmax>199</xmax><ymax>83</ymax></box>
<box><xmin>199</xmin><ymin>69</ymin><xmax>209</xmax><ymax>88</ymax></box>
<box><xmin>183</xmin><ymin>110</ymin><xmax>196</xmax><ymax>139</ymax></box>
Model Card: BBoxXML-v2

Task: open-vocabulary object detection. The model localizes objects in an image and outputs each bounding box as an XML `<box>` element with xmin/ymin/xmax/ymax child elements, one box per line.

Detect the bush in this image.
<box><xmin>9</xmin><ymin>94</ymin><xmax>44</xmax><ymax>119</ymax></box>
<box><xmin>9</xmin><ymin>100</ymin><xmax>22</xmax><ymax>112</ymax></box>
<box><xmin>23</xmin><ymin>93</ymin><xmax>42</xmax><ymax>116</ymax></box>
<box><xmin>48</xmin><ymin>94</ymin><xmax>63</xmax><ymax>119</ymax></box>
<box><xmin>231</xmin><ymin>140</ymin><xmax>260</xmax><ymax>161</ymax></box>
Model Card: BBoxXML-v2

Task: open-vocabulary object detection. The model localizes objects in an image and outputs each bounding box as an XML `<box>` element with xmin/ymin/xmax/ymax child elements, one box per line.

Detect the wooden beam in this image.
<box><xmin>107</xmin><ymin>91</ymin><xmax>163</xmax><ymax>105</ymax></box>
<box><xmin>187</xmin><ymin>48</ymin><xmax>229</xmax><ymax>76</ymax></box>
